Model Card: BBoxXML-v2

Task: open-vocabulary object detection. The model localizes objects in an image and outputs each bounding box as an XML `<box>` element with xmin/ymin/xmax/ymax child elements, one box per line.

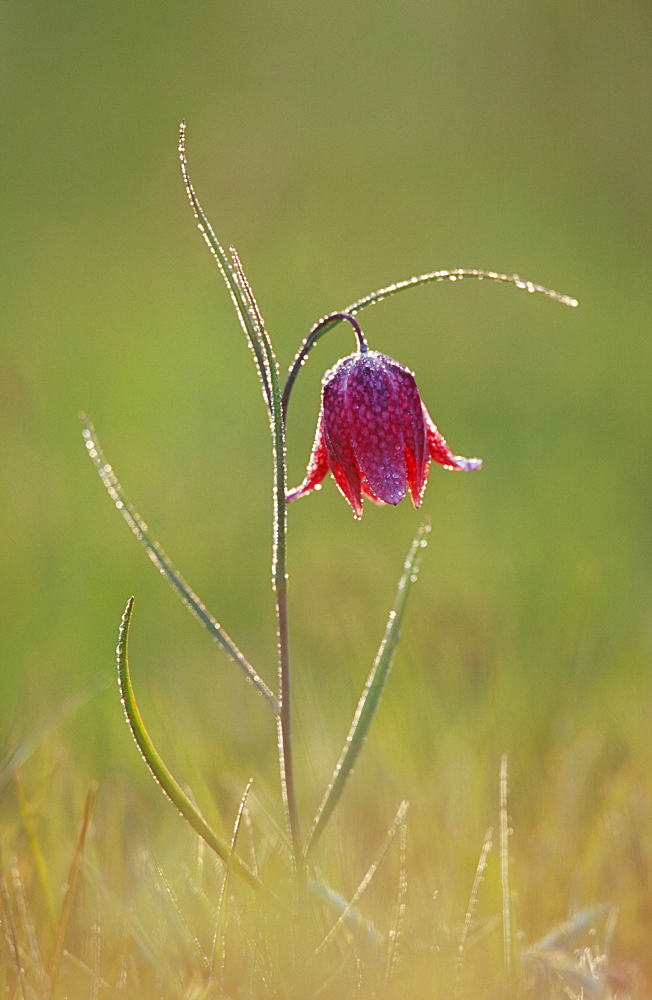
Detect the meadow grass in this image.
<box><xmin>1</xmin><ymin>135</ymin><xmax>648</xmax><ymax>997</ymax></box>
<box><xmin>1</xmin><ymin>691</ymin><xmax>648</xmax><ymax>998</ymax></box>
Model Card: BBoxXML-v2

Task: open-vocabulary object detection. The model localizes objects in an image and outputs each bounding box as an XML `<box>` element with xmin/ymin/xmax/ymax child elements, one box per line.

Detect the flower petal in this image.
<box><xmin>346</xmin><ymin>353</ymin><xmax>407</xmax><ymax>506</ymax></box>
<box><xmin>387</xmin><ymin>360</ymin><xmax>429</xmax><ymax>507</ymax></box>
<box><xmin>423</xmin><ymin>403</ymin><xmax>483</xmax><ymax>472</ymax></box>
<box><xmin>286</xmin><ymin>414</ymin><xmax>330</xmax><ymax>503</ymax></box>
<box><xmin>361</xmin><ymin>477</ymin><xmax>386</xmax><ymax>505</ymax></box>
<box><xmin>322</xmin><ymin>366</ymin><xmax>363</xmax><ymax>517</ymax></box>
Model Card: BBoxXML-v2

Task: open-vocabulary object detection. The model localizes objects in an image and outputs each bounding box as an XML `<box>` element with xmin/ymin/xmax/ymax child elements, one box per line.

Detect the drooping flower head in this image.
<box><xmin>287</xmin><ymin>343</ymin><xmax>481</xmax><ymax>519</ymax></box>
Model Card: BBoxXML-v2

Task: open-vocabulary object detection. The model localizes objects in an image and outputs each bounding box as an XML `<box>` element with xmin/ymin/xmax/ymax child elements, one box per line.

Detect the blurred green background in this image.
<box><xmin>2</xmin><ymin>0</ymin><xmax>650</xmax><ymax>983</ymax></box>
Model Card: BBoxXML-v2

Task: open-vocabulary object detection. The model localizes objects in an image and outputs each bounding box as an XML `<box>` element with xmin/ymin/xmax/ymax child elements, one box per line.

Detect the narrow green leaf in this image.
<box><xmin>82</xmin><ymin>416</ymin><xmax>279</xmax><ymax>713</ymax></box>
<box><xmin>343</xmin><ymin>267</ymin><xmax>578</xmax><ymax>315</ymax></box>
<box><xmin>283</xmin><ymin>270</ymin><xmax>577</xmax><ymax>412</ymax></box>
<box><xmin>303</xmin><ymin>522</ymin><xmax>430</xmax><ymax>859</ymax></box>
<box><xmin>116</xmin><ymin>596</ymin><xmax>263</xmax><ymax>894</ymax></box>
<box><xmin>177</xmin><ymin>134</ymin><xmax>301</xmax><ymax>857</ymax></box>
<box><xmin>179</xmin><ymin>122</ymin><xmax>273</xmax><ymax>412</ymax></box>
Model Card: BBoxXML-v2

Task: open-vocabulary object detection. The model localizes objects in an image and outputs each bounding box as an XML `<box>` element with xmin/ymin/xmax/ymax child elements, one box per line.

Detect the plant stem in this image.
<box><xmin>282</xmin><ymin>312</ymin><xmax>368</xmax><ymax>420</ymax></box>
<box><xmin>276</xmin><ymin>584</ymin><xmax>301</xmax><ymax>866</ymax></box>
<box><xmin>273</xmin><ymin>383</ymin><xmax>302</xmax><ymax>870</ymax></box>
<box><xmin>270</xmin><ymin>344</ymin><xmax>301</xmax><ymax>866</ymax></box>
<box><xmin>228</xmin><ymin>248</ymin><xmax>302</xmax><ymax>868</ymax></box>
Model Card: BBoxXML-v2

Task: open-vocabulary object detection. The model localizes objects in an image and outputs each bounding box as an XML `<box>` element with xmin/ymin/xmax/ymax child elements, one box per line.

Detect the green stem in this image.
<box><xmin>179</xmin><ymin>129</ymin><xmax>302</xmax><ymax>865</ymax></box>
<box><xmin>276</xmin><ymin>584</ymin><xmax>301</xmax><ymax>867</ymax></box>
<box><xmin>267</xmin><ymin>338</ymin><xmax>302</xmax><ymax>869</ymax></box>
<box><xmin>229</xmin><ymin>250</ymin><xmax>301</xmax><ymax>868</ymax></box>
<box><xmin>282</xmin><ymin>312</ymin><xmax>367</xmax><ymax>421</ymax></box>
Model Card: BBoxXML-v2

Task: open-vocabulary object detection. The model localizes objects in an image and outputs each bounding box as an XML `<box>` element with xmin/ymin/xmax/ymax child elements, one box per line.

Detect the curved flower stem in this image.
<box><xmin>282</xmin><ymin>312</ymin><xmax>367</xmax><ymax>421</ymax></box>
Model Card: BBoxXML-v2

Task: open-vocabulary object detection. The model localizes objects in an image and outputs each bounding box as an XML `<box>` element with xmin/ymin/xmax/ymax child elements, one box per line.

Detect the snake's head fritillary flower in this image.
<box><xmin>286</xmin><ymin>348</ymin><xmax>482</xmax><ymax>519</ymax></box>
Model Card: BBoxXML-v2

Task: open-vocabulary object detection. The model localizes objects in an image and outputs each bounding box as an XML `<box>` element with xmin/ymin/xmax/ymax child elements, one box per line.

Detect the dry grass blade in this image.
<box><xmin>9</xmin><ymin>856</ymin><xmax>48</xmax><ymax>993</ymax></box>
<box><xmin>522</xmin><ymin>941</ymin><xmax>622</xmax><ymax>999</ymax></box>
<box><xmin>316</xmin><ymin>800</ymin><xmax>409</xmax><ymax>955</ymax></box>
<box><xmin>450</xmin><ymin>825</ymin><xmax>493</xmax><ymax>996</ymax></box>
<box><xmin>58</xmin><ymin>946</ymin><xmax>113</xmax><ymax>996</ymax></box>
<box><xmin>385</xmin><ymin>820</ymin><xmax>408</xmax><ymax>983</ymax></box>
<box><xmin>14</xmin><ymin>768</ymin><xmax>57</xmax><ymax>935</ymax></box>
<box><xmin>0</xmin><ymin>863</ymin><xmax>27</xmax><ymax>1000</ymax></box>
<box><xmin>149</xmin><ymin>856</ymin><xmax>210</xmax><ymax>972</ymax></box>
<box><xmin>48</xmin><ymin>780</ymin><xmax>98</xmax><ymax>998</ymax></box>
<box><xmin>499</xmin><ymin>753</ymin><xmax>512</xmax><ymax>973</ymax></box>
<box><xmin>211</xmin><ymin>778</ymin><xmax>254</xmax><ymax>980</ymax></box>
<box><xmin>89</xmin><ymin>918</ymin><xmax>101</xmax><ymax>1000</ymax></box>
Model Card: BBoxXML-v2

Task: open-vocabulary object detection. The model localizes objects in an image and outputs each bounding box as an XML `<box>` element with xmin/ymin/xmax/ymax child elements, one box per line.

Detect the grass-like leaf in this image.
<box><xmin>283</xmin><ymin>270</ymin><xmax>577</xmax><ymax>413</ymax></box>
<box><xmin>179</xmin><ymin>122</ymin><xmax>273</xmax><ymax>413</ymax></box>
<box><xmin>116</xmin><ymin>595</ymin><xmax>264</xmax><ymax>895</ymax></box>
<box><xmin>180</xmin><ymin>129</ymin><xmax>300</xmax><ymax>863</ymax></box>
<box><xmin>81</xmin><ymin>416</ymin><xmax>279</xmax><ymax>713</ymax></box>
<box><xmin>344</xmin><ymin>267</ymin><xmax>578</xmax><ymax>314</ymax></box>
<box><xmin>303</xmin><ymin>521</ymin><xmax>430</xmax><ymax>860</ymax></box>
<box><xmin>451</xmin><ymin>826</ymin><xmax>494</xmax><ymax>994</ymax></box>
<box><xmin>385</xmin><ymin>820</ymin><xmax>408</xmax><ymax>982</ymax></box>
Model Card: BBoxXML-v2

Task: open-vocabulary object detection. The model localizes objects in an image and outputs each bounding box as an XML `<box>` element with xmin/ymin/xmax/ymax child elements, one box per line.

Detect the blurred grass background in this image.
<box><xmin>1</xmin><ymin>0</ymin><xmax>650</xmax><ymax>992</ymax></box>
